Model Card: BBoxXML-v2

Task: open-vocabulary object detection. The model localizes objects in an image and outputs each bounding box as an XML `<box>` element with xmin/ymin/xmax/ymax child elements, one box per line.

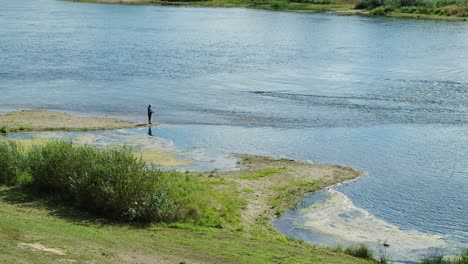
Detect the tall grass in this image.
<box><xmin>0</xmin><ymin>141</ymin><xmax>29</xmax><ymax>186</ymax></box>
<box><xmin>0</xmin><ymin>141</ymin><xmax>241</xmax><ymax>225</ymax></box>
<box><xmin>420</xmin><ymin>250</ymin><xmax>468</xmax><ymax>264</ymax></box>
<box><xmin>344</xmin><ymin>244</ymin><xmax>375</xmax><ymax>260</ymax></box>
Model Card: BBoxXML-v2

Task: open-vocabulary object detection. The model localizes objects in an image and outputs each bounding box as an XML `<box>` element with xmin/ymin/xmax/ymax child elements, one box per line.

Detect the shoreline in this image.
<box><xmin>66</xmin><ymin>0</ymin><xmax>468</xmax><ymax>21</ymax></box>
<box><xmin>0</xmin><ymin>111</ymin><xmax>370</xmax><ymax>263</ymax></box>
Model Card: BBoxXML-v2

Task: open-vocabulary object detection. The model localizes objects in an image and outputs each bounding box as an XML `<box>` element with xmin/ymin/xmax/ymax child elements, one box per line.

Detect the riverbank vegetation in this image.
<box><xmin>69</xmin><ymin>0</ymin><xmax>468</xmax><ymax>20</ymax></box>
<box><xmin>0</xmin><ymin>141</ymin><xmax>241</xmax><ymax>225</ymax></box>
<box><xmin>0</xmin><ymin>140</ymin><xmax>373</xmax><ymax>263</ymax></box>
<box><xmin>1</xmin><ymin>140</ymin><xmax>465</xmax><ymax>263</ymax></box>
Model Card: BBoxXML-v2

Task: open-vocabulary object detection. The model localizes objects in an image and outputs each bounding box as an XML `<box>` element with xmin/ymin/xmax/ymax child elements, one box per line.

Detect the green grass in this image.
<box><xmin>239</xmin><ymin>167</ymin><xmax>286</xmax><ymax>179</ymax></box>
<box><xmin>0</xmin><ymin>186</ymin><xmax>371</xmax><ymax>263</ymax></box>
<box><xmin>0</xmin><ymin>140</ymin><xmax>374</xmax><ymax>263</ymax></box>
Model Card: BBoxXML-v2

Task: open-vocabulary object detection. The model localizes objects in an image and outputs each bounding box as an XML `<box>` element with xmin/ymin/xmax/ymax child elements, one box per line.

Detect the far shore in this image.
<box><xmin>0</xmin><ymin>109</ymin><xmax>140</xmax><ymax>133</ymax></box>
<box><xmin>68</xmin><ymin>0</ymin><xmax>468</xmax><ymax>21</ymax></box>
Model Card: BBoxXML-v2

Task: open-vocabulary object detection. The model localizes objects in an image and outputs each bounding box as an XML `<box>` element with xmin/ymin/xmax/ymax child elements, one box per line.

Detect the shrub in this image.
<box><xmin>0</xmin><ymin>126</ymin><xmax>9</xmax><ymax>134</ymax></box>
<box><xmin>1</xmin><ymin>140</ymin><xmax>241</xmax><ymax>225</ymax></box>
<box><xmin>25</xmin><ymin>142</ymin><xmax>197</xmax><ymax>222</ymax></box>
<box><xmin>0</xmin><ymin>141</ymin><xmax>29</xmax><ymax>186</ymax></box>
<box><xmin>355</xmin><ymin>0</ymin><xmax>383</xmax><ymax>9</ymax></box>
<box><xmin>369</xmin><ymin>5</ymin><xmax>394</xmax><ymax>14</ymax></box>
<box><xmin>271</xmin><ymin>0</ymin><xmax>289</xmax><ymax>9</ymax></box>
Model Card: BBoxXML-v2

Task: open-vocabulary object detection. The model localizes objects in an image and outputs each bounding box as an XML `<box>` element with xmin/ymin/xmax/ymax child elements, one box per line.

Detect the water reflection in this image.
<box><xmin>148</xmin><ymin>125</ymin><xmax>153</xmax><ymax>136</ymax></box>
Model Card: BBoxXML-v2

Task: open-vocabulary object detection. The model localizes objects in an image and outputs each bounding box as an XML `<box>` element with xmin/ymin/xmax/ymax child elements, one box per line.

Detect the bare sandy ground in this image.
<box><xmin>0</xmin><ymin>110</ymin><xmax>139</xmax><ymax>132</ymax></box>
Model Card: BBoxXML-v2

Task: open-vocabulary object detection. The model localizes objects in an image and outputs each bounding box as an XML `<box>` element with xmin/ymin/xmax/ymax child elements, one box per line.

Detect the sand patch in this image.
<box><xmin>0</xmin><ymin>110</ymin><xmax>138</xmax><ymax>132</ymax></box>
<box><xmin>18</xmin><ymin>242</ymin><xmax>66</xmax><ymax>255</ymax></box>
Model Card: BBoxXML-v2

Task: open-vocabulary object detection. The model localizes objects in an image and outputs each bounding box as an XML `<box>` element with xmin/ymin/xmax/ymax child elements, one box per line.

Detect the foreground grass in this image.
<box><xmin>0</xmin><ymin>187</ymin><xmax>369</xmax><ymax>263</ymax></box>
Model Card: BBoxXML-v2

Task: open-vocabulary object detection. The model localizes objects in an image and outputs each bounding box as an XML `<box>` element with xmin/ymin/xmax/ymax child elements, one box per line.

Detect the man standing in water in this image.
<box><xmin>147</xmin><ymin>104</ymin><xmax>154</xmax><ymax>124</ymax></box>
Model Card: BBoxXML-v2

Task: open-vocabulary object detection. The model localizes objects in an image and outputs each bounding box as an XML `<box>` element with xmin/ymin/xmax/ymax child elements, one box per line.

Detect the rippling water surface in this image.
<box><xmin>1</xmin><ymin>0</ymin><xmax>467</xmax><ymax>261</ymax></box>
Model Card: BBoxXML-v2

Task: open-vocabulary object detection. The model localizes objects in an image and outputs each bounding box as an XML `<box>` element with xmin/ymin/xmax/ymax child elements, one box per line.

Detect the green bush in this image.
<box><xmin>1</xmin><ymin>140</ymin><xmax>241</xmax><ymax>225</ymax></box>
<box><xmin>355</xmin><ymin>0</ymin><xmax>383</xmax><ymax>9</ymax></box>
<box><xmin>369</xmin><ymin>5</ymin><xmax>394</xmax><ymax>13</ymax></box>
<box><xmin>0</xmin><ymin>141</ymin><xmax>29</xmax><ymax>186</ymax></box>
<box><xmin>271</xmin><ymin>0</ymin><xmax>289</xmax><ymax>9</ymax></box>
<box><xmin>26</xmin><ymin>142</ymin><xmax>197</xmax><ymax>222</ymax></box>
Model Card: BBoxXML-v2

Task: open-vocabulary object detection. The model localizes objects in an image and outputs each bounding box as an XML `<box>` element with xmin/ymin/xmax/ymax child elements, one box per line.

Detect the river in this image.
<box><xmin>1</xmin><ymin>0</ymin><xmax>467</xmax><ymax>262</ymax></box>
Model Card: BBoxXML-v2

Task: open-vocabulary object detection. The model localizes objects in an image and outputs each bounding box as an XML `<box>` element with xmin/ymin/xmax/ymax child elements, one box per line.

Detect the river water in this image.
<box><xmin>1</xmin><ymin>0</ymin><xmax>467</xmax><ymax>261</ymax></box>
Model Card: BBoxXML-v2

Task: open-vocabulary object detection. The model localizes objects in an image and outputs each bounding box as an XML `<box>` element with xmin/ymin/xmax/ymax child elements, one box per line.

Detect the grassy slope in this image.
<box><xmin>0</xmin><ymin>155</ymin><xmax>370</xmax><ymax>264</ymax></box>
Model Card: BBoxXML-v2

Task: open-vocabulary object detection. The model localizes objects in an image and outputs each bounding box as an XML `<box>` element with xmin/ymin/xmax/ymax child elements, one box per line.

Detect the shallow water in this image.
<box><xmin>1</xmin><ymin>0</ymin><xmax>467</xmax><ymax>261</ymax></box>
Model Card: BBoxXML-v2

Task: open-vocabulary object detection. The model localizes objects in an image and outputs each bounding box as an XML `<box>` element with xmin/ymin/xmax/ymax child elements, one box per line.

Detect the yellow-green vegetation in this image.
<box><xmin>0</xmin><ymin>124</ymin><xmax>32</xmax><ymax>134</ymax></box>
<box><xmin>0</xmin><ymin>141</ymin><xmax>374</xmax><ymax>263</ymax></box>
<box><xmin>239</xmin><ymin>167</ymin><xmax>287</xmax><ymax>179</ymax></box>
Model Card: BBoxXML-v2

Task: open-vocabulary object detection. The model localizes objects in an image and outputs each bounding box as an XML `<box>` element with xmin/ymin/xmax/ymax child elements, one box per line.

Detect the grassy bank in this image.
<box><xmin>68</xmin><ymin>0</ymin><xmax>468</xmax><ymax>20</ymax></box>
<box><xmin>0</xmin><ymin>140</ymin><xmax>374</xmax><ymax>263</ymax></box>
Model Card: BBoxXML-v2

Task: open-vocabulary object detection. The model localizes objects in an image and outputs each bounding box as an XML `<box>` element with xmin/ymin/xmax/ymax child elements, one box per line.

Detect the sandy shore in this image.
<box><xmin>0</xmin><ymin>110</ymin><xmax>139</xmax><ymax>132</ymax></box>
